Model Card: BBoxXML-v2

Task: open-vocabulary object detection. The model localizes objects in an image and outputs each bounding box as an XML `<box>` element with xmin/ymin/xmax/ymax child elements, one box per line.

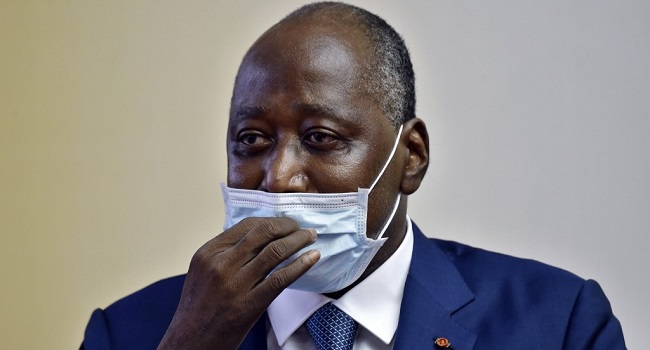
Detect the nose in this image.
<box><xmin>260</xmin><ymin>140</ymin><xmax>309</xmax><ymax>193</ymax></box>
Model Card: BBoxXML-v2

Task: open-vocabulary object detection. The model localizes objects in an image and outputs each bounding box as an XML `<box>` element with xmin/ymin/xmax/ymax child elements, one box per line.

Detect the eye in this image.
<box><xmin>302</xmin><ymin>129</ymin><xmax>344</xmax><ymax>151</ymax></box>
<box><xmin>236</xmin><ymin>130</ymin><xmax>272</xmax><ymax>152</ymax></box>
<box><xmin>307</xmin><ymin>132</ymin><xmax>333</xmax><ymax>143</ymax></box>
<box><xmin>241</xmin><ymin>134</ymin><xmax>260</xmax><ymax>145</ymax></box>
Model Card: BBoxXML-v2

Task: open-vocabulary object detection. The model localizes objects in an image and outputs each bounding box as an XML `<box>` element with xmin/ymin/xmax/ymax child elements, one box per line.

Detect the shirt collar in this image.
<box><xmin>267</xmin><ymin>217</ymin><xmax>414</xmax><ymax>345</ymax></box>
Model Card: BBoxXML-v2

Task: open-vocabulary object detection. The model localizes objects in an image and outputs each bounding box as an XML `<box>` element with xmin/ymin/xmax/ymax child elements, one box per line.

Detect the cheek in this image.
<box><xmin>306</xmin><ymin>146</ymin><xmax>378</xmax><ymax>193</ymax></box>
<box><xmin>365</xmin><ymin>181</ymin><xmax>396</xmax><ymax>236</ymax></box>
<box><xmin>227</xmin><ymin>158</ymin><xmax>264</xmax><ymax>189</ymax></box>
<box><xmin>363</xmin><ymin>148</ymin><xmax>405</xmax><ymax>237</ymax></box>
<box><xmin>316</xmin><ymin>163</ymin><xmax>359</xmax><ymax>189</ymax></box>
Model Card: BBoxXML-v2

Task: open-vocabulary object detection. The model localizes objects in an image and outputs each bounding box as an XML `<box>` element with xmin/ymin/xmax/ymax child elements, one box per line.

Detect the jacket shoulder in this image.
<box><xmin>432</xmin><ymin>237</ymin><xmax>584</xmax><ymax>286</ymax></box>
<box><xmin>104</xmin><ymin>274</ymin><xmax>186</xmax><ymax>318</ymax></box>
<box><xmin>82</xmin><ymin>275</ymin><xmax>185</xmax><ymax>350</ymax></box>
<box><xmin>424</xmin><ymin>238</ymin><xmax>625</xmax><ymax>348</ymax></box>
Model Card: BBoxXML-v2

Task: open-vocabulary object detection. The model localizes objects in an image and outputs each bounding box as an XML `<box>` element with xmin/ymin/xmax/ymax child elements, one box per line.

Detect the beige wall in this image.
<box><xmin>1</xmin><ymin>1</ymin><xmax>648</xmax><ymax>349</ymax></box>
<box><xmin>1</xmin><ymin>1</ymin><xmax>240</xmax><ymax>348</ymax></box>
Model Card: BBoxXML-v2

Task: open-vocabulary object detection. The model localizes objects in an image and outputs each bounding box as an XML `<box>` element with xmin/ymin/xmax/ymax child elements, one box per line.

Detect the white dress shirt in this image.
<box><xmin>267</xmin><ymin>218</ymin><xmax>414</xmax><ymax>350</ymax></box>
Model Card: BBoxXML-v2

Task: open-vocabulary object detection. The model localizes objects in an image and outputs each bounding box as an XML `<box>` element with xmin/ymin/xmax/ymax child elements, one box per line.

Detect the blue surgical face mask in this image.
<box><xmin>222</xmin><ymin>125</ymin><xmax>403</xmax><ymax>293</ymax></box>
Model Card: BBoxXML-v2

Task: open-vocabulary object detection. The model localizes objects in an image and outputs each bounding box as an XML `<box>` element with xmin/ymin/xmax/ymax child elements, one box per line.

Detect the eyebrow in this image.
<box><xmin>232</xmin><ymin>102</ymin><xmax>349</xmax><ymax>123</ymax></box>
<box><xmin>232</xmin><ymin>105</ymin><xmax>267</xmax><ymax>120</ymax></box>
<box><xmin>291</xmin><ymin>102</ymin><xmax>345</xmax><ymax>121</ymax></box>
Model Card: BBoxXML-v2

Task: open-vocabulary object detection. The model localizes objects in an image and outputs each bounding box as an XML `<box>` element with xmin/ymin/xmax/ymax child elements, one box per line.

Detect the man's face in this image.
<box><xmin>227</xmin><ymin>20</ymin><xmax>403</xmax><ymax>238</ymax></box>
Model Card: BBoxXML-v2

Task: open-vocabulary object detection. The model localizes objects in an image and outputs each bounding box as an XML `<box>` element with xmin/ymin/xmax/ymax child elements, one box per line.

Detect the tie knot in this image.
<box><xmin>306</xmin><ymin>303</ymin><xmax>358</xmax><ymax>350</ymax></box>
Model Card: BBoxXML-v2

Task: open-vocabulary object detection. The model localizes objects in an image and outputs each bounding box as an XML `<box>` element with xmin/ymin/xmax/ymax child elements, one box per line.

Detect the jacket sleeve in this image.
<box><xmin>562</xmin><ymin>279</ymin><xmax>626</xmax><ymax>349</ymax></box>
<box><xmin>80</xmin><ymin>308</ymin><xmax>112</xmax><ymax>350</ymax></box>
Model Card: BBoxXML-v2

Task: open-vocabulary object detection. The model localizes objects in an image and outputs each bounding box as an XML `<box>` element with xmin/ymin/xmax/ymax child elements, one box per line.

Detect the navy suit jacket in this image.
<box><xmin>82</xmin><ymin>224</ymin><xmax>626</xmax><ymax>349</ymax></box>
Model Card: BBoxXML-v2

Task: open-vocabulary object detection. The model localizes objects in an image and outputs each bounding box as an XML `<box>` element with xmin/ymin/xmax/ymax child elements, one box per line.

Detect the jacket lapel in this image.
<box><xmin>394</xmin><ymin>224</ymin><xmax>477</xmax><ymax>350</ymax></box>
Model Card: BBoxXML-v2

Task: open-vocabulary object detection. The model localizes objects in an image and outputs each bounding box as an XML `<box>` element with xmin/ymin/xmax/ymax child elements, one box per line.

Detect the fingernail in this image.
<box><xmin>308</xmin><ymin>249</ymin><xmax>320</xmax><ymax>262</ymax></box>
<box><xmin>308</xmin><ymin>228</ymin><xmax>317</xmax><ymax>240</ymax></box>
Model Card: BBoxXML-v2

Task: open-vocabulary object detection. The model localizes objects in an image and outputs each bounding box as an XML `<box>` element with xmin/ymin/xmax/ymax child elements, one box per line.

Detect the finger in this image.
<box><xmin>241</xmin><ymin>227</ymin><xmax>317</xmax><ymax>279</ymax></box>
<box><xmin>195</xmin><ymin>217</ymin><xmax>294</xmax><ymax>258</ymax></box>
<box><xmin>210</xmin><ymin>217</ymin><xmax>269</xmax><ymax>246</ymax></box>
<box><xmin>252</xmin><ymin>249</ymin><xmax>321</xmax><ymax>305</ymax></box>
<box><xmin>228</xmin><ymin>217</ymin><xmax>303</xmax><ymax>263</ymax></box>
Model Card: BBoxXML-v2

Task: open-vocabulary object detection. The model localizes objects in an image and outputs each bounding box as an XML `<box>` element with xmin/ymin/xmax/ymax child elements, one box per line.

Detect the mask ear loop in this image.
<box><xmin>368</xmin><ymin>124</ymin><xmax>404</xmax><ymax>240</ymax></box>
<box><xmin>375</xmin><ymin>195</ymin><xmax>401</xmax><ymax>240</ymax></box>
<box><xmin>369</xmin><ymin>124</ymin><xmax>404</xmax><ymax>191</ymax></box>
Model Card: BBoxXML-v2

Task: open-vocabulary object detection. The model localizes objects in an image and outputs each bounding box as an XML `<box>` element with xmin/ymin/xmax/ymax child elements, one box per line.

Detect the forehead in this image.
<box><xmin>250</xmin><ymin>18</ymin><xmax>369</xmax><ymax>74</ymax></box>
<box><xmin>230</xmin><ymin>20</ymin><xmax>384</xmax><ymax>125</ymax></box>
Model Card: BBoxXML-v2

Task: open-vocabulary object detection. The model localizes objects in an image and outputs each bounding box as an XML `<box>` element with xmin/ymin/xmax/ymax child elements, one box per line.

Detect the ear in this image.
<box><xmin>399</xmin><ymin>118</ymin><xmax>430</xmax><ymax>195</ymax></box>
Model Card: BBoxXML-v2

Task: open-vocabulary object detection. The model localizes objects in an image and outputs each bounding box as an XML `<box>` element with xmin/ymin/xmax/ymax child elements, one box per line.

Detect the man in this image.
<box><xmin>81</xmin><ymin>2</ymin><xmax>626</xmax><ymax>349</ymax></box>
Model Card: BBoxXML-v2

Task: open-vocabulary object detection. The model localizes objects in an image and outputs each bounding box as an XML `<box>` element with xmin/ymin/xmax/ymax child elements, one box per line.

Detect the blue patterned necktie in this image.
<box><xmin>306</xmin><ymin>303</ymin><xmax>358</xmax><ymax>350</ymax></box>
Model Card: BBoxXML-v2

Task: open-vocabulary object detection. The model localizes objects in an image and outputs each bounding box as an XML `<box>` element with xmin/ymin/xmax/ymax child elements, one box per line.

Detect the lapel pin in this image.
<box><xmin>434</xmin><ymin>336</ymin><xmax>451</xmax><ymax>349</ymax></box>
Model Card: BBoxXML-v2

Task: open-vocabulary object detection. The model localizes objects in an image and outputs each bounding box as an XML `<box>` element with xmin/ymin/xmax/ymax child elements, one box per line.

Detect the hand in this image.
<box><xmin>157</xmin><ymin>217</ymin><xmax>320</xmax><ymax>350</ymax></box>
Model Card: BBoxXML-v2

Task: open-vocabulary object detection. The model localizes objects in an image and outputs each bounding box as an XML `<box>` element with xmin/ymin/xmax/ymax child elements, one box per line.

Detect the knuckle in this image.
<box><xmin>257</xmin><ymin>219</ymin><xmax>282</xmax><ymax>237</ymax></box>
<box><xmin>191</xmin><ymin>237</ymin><xmax>230</xmax><ymax>267</ymax></box>
<box><xmin>238</xmin><ymin>217</ymin><xmax>260</xmax><ymax>231</ymax></box>
<box><xmin>269</xmin><ymin>269</ymin><xmax>291</xmax><ymax>291</ymax></box>
<box><xmin>190</xmin><ymin>247</ymin><xmax>209</xmax><ymax>267</ymax></box>
<box><xmin>263</xmin><ymin>240</ymin><xmax>289</xmax><ymax>262</ymax></box>
<box><xmin>190</xmin><ymin>247</ymin><xmax>231</xmax><ymax>280</ymax></box>
<box><xmin>237</xmin><ymin>232</ymin><xmax>251</xmax><ymax>247</ymax></box>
